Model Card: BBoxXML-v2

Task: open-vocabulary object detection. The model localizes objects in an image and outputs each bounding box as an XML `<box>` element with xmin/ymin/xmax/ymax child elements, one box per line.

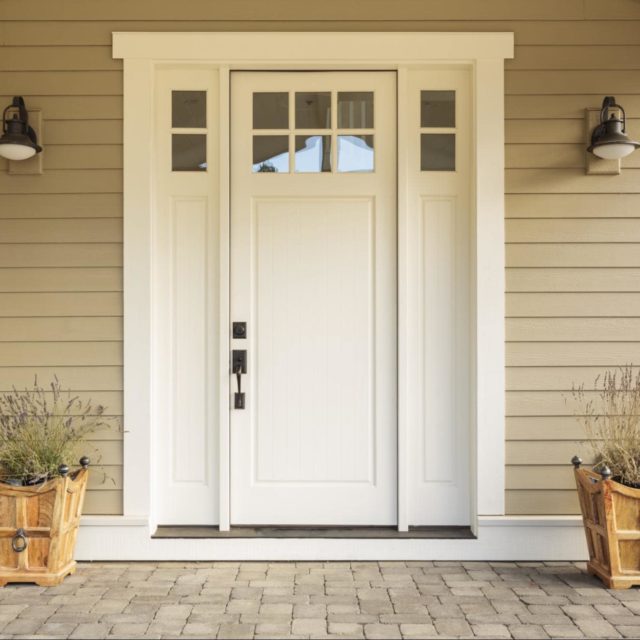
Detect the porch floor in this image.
<box><xmin>1</xmin><ymin>561</ymin><xmax>637</xmax><ymax>639</ymax></box>
<box><xmin>152</xmin><ymin>526</ymin><xmax>475</xmax><ymax>539</ymax></box>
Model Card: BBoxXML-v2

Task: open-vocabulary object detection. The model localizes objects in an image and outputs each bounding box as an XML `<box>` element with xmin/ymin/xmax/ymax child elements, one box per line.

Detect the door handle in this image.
<box><xmin>232</xmin><ymin>350</ymin><xmax>247</xmax><ymax>409</ymax></box>
<box><xmin>234</xmin><ymin>365</ymin><xmax>245</xmax><ymax>409</ymax></box>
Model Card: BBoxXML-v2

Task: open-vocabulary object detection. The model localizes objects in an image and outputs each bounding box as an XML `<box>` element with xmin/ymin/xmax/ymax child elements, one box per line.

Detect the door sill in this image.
<box><xmin>152</xmin><ymin>526</ymin><xmax>475</xmax><ymax>539</ymax></box>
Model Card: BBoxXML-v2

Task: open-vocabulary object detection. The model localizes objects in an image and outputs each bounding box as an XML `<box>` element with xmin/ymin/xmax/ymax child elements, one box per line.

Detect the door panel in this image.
<box><xmin>230</xmin><ymin>72</ymin><xmax>397</xmax><ymax>525</ymax></box>
<box><xmin>155</xmin><ymin>69</ymin><xmax>220</xmax><ymax>525</ymax></box>
<box><xmin>253</xmin><ymin>198</ymin><xmax>375</xmax><ymax>485</ymax></box>
<box><xmin>408</xmin><ymin>69</ymin><xmax>472</xmax><ymax>526</ymax></box>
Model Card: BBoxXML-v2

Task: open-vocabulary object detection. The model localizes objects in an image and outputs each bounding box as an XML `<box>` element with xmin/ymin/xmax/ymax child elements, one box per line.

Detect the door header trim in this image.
<box><xmin>113</xmin><ymin>31</ymin><xmax>514</xmax><ymax>63</ymax></box>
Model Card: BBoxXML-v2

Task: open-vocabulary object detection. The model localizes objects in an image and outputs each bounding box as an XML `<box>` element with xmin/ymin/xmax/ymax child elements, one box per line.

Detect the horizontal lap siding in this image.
<box><xmin>1</xmin><ymin>0</ymin><xmax>639</xmax><ymax>516</ymax></box>
<box><xmin>0</xmin><ymin>14</ymin><xmax>125</xmax><ymax>513</ymax></box>
<box><xmin>501</xmin><ymin>3</ymin><xmax>640</xmax><ymax>515</ymax></box>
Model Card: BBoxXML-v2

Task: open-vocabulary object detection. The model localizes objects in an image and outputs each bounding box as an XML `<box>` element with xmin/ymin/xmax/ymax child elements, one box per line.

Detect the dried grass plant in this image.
<box><xmin>571</xmin><ymin>365</ymin><xmax>640</xmax><ymax>487</ymax></box>
<box><xmin>0</xmin><ymin>377</ymin><xmax>117</xmax><ymax>485</ymax></box>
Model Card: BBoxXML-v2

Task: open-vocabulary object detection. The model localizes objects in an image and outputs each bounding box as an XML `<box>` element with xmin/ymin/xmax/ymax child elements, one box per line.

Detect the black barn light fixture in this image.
<box><xmin>0</xmin><ymin>96</ymin><xmax>43</xmax><ymax>161</ymax></box>
<box><xmin>588</xmin><ymin>96</ymin><xmax>640</xmax><ymax>160</ymax></box>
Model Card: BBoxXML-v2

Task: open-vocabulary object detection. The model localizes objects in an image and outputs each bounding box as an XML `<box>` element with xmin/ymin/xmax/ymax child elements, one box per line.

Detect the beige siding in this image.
<box><xmin>1</xmin><ymin>0</ymin><xmax>640</xmax><ymax>516</ymax></box>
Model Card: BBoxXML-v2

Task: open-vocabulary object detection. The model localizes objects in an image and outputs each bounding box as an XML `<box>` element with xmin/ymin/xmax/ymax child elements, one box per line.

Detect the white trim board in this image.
<box><xmin>76</xmin><ymin>516</ymin><xmax>587</xmax><ymax>562</ymax></box>
<box><xmin>113</xmin><ymin>32</ymin><xmax>514</xmax><ymax>63</ymax></box>
<box><xmin>114</xmin><ymin>31</ymin><xmax>513</xmax><ymax>546</ymax></box>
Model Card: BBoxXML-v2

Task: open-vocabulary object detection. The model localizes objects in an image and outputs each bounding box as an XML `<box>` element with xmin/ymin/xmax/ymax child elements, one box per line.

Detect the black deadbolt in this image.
<box><xmin>232</xmin><ymin>322</ymin><xmax>247</xmax><ymax>339</ymax></box>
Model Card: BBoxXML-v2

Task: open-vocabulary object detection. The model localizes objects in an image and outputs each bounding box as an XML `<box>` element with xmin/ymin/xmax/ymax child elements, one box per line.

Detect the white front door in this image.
<box><xmin>230</xmin><ymin>72</ymin><xmax>397</xmax><ymax>525</ymax></box>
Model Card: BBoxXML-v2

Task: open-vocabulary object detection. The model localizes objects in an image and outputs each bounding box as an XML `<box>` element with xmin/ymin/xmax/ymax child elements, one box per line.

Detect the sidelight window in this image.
<box><xmin>420</xmin><ymin>90</ymin><xmax>456</xmax><ymax>172</ymax></box>
<box><xmin>171</xmin><ymin>90</ymin><xmax>207</xmax><ymax>171</ymax></box>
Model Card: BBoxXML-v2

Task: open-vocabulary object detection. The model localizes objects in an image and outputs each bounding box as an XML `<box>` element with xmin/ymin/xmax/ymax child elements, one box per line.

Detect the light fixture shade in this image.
<box><xmin>0</xmin><ymin>97</ymin><xmax>42</xmax><ymax>161</ymax></box>
<box><xmin>592</xmin><ymin>142</ymin><xmax>638</xmax><ymax>160</ymax></box>
<box><xmin>588</xmin><ymin>96</ymin><xmax>640</xmax><ymax>160</ymax></box>
<box><xmin>0</xmin><ymin>143</ymin><xmax>37</xmax><ymax>161</ymax></box>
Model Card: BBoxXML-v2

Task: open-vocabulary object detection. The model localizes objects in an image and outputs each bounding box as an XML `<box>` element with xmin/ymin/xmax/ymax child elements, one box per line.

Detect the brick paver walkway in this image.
<box><xmin>1</xmin><ymin>562</ymin><xmax>639</xmax><ymax>639</ymax></box>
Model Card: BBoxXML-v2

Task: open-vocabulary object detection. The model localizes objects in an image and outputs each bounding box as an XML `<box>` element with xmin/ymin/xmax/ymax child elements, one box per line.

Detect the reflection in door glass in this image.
<box><xmin>420</xmin><ymin>90</ymin><xmax>455</xmax><ymax>128</ymax></box>
<box><xmin>253</xmin><ymin>92</ymin><xmax>289</xmax><ymax>130</ymax></box>
<box><xmin>295</xmin><ymin>92</ymin><xmax>331</xmax><ymax>129</ymax></box>
<box><xmin>295</xmin><ymin>135</ymin><xmax>331</xmax><ymax>173</ymax></box>
<box><xmin>172</xmin><ymin>134</ymin><xmax>207</xmax><ymax>171</ymax></box>
<box><xmin>253</xmin><ymin>135</ymin><xmax>289</xmax><ymax>173</ymax></box>
<box><xmin>337</xmin><ymin>92</ymin><xmax>374</xmax><ymax>128</ymax></box>
<box><xmin>172</xmin><ymin>91</ymin><xmax>207</xmax><ymax>128</ymax></box>
<box><xmin>337</xmin><ymin>135</ymin><xmax>374</xmax><ymax>173</ymax></box>
<box><xmin>421</xmin><ymin>133</ymin><xmax>455</xmax><ymax>171</ymax></box>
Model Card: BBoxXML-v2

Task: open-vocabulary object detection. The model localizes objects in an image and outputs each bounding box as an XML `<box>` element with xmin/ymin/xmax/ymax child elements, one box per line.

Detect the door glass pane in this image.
<box><xmin>337</xmin><ymin>135</ymin><xmax>374</xmax><ymax>173</ymax></box>
<box><xmin>295</xmin><ymin>135</ymin><xmax>331</xmax><ymax>173</ymax></box>
<box><xmin>338</xmin><ymin>92</ymin><xmax>374</xmax><ymax>129</ymax></box>
<box><xmin>172</xmin><ymin>134</ymin><xmax>207</xmax><ymax>171</ymax></box>
<box><xmin>421</xmin><ymin>90</ymin><xmax>455</xmax><ymax>128</ymax></box>
<box><xmin>295</xmin><ymin>92</ymin><xmax>331</xmax><ymax>129</ymax></box>
<box><xmin>253</xmin><ymin>92</ymin><xmax>289</xmax><ymax>130</ymax></box>
<box><xmin>421</xmin><ymin>133</ymin><xmax>455</xmax><ymax>171</ymax></box>
<box><xmin>172</xmin><ymin>91</ymin><xmax>206</xmax><ymax>128</ymax></box>
<box><xmin>253</xmin><ymin>135</ymin><xmax>289</xmax><ymax>173</ymax></box>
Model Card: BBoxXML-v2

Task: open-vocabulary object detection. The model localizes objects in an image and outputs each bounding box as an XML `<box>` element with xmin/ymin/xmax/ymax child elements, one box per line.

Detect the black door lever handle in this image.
<box><xmin>235</xmin><ymin>366</ymin><xmax>243</xmax><ymax>394</ymax></box>
<box><xmin>234</xmin><ymin>366</ymin><xmax>245</xmax><ymax>410</ymax></box>
<box><xmin>232</xmin><ymin>350</ymin><xmax>247</xmax><ymax>409</ymax></box>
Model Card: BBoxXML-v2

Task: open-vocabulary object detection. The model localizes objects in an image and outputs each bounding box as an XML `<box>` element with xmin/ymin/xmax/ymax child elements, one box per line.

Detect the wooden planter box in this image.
<box><xmin>0</xmin><ymin>468</ymin><xmax>88</xmax><ymax>587</ymax></box>
<box><xmin>574</xmin><ymin>464</ymin><xmax>640</xmax><ymax>589</ymax></box>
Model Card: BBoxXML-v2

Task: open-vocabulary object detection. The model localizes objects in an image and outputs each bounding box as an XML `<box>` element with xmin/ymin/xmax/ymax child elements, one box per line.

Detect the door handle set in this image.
<box><xmin>232</xmin><ymin>348</ymin><xmax>247</xmax><ymax>410</ymax></box>
<box><xmin>232</xmin><ymin>321</ymin><xmax>247</xmax><ymax>409</ymax></box>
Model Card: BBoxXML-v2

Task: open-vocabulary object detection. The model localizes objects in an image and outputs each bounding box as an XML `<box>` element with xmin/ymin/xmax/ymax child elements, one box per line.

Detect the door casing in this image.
<box><xmin>113</xmin><ymin>31</ymin><xmax>513</xmax><ymax>533</ymax></box>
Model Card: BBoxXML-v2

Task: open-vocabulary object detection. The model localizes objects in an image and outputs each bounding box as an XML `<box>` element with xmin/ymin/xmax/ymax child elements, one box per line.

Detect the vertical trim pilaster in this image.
<box><xmin>122</xmin><ymin>58</ymin><xmax>154</xmax><ymax>521</ymax></box>
<box><xmin>474</xmin><ymin>58</ymin><xmax>506</xmax><ymax>516</ymax></box>
<box><xmin>396</xmin><ymin>67</ymin><xmax>410</xmax><ymax>532</ymax></box>
<box><xmin>218</xmin><ymin>67</ymin><xmax>231</xmax><ymax>531</ymax></box>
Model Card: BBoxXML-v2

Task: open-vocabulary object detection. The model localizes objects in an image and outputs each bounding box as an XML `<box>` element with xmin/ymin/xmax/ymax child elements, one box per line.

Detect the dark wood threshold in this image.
<box><xmin>153</xmin><ymin>525</ymin><xmax>475</xmax><ymax>540</ymax></box>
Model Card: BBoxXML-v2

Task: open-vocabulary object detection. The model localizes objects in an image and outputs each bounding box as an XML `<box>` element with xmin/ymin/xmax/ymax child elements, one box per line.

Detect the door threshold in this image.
<box><xmin>152</xmin><ymin>526</ymin><xmax>475</xmax><ymax>539</ymax></box>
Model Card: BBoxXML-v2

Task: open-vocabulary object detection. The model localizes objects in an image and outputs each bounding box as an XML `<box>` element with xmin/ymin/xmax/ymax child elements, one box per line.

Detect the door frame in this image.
<box><xmin>113</xmin><ymin>31</ymin><xmax>514</xmax><ymax>533</ymax></box>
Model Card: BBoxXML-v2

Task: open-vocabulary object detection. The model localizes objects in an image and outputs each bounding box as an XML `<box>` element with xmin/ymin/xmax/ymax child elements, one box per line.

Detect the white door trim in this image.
<box><xmin>113</xmin><ymin>31</ymin><xmax>513</xmax><ymax>63</ymax></box>
<box><xmin>114</xmin><ymin>32</ymin><xmax>514</xmax><ymax>533</ymax></box>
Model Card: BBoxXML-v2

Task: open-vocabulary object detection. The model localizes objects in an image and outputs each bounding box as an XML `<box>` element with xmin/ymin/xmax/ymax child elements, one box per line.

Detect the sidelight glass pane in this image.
<box><xmin>253</xmin><ymin>135</ymin><xmax>289</xmax><ymax>173</ymax></box>
<box><xmin>253</xmin><ymin>92</ymin><xmax>289</xmax><ymax>129</ymax></box>
<box><xmin>172</xmin><ymin>91</ymin><xmax>206</xmax><ymax>128</ymax></box>
<box><xmin>421</xmin><ymin>90</ymin><xmax>455</xmax><ymax>128</ymax></box>
<box><xmin>295</xmin><ymin>92</ymin><xmax>331</xmax><ymax>129</ymax></box>
<box><xmin>337</xmin><ymin>135</ymin><xmax>374</xmax><ymax>173</ymax></box>
<box><xmin>294</xmin><ymin>135</ymin><xmax>331</xmax><ymax>173</ymax></box>
<box><xmin>338</xmin><ymin>91</ymin><xmax>374</xmax><ymax>129</ymax></box>
<box><xmin>421</xmin><ymin>133</ymin><xmax>455</xmax><ymax>171</ymax></box>
<box><xmin>172</xmin><ymin>134</ymin><xmax>207</xmax><ymax>171</ymax></box>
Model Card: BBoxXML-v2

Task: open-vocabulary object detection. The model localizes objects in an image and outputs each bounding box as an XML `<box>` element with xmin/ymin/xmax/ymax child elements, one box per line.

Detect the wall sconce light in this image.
<box><xmin>587</xmin><ymin>96</ymin><xmax>639</xmax><ymax>160</ymax></box>
<box><xmin>0</xmin><ymin>96</ymin><xmax>43</xmax><ymax>161</ymax></box>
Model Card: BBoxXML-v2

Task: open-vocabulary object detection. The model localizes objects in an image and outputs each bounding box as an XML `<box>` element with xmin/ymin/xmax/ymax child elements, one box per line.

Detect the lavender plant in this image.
<box><xmin>571</xmin><ymin>365</ymin><xmax>640</xmax><ymax>487</ymax></box>
<box><xmin>0</xmin><ymin>377</ymin><xmax>116</xmax><ymax>484</ymax></box>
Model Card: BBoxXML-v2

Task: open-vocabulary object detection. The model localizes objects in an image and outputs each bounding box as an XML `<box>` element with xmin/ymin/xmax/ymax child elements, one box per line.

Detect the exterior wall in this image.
<box><xmin>0</xmin><ymin>0</ymin><xmax>639</xmax><ymax>516</ymax></box>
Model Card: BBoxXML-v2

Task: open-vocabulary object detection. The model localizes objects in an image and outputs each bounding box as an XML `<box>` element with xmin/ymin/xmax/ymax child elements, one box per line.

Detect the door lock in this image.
<box><xmin>232</xmin><ymin>322</ymin><xmax>247</xmax><ymax>339</ymax></box>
